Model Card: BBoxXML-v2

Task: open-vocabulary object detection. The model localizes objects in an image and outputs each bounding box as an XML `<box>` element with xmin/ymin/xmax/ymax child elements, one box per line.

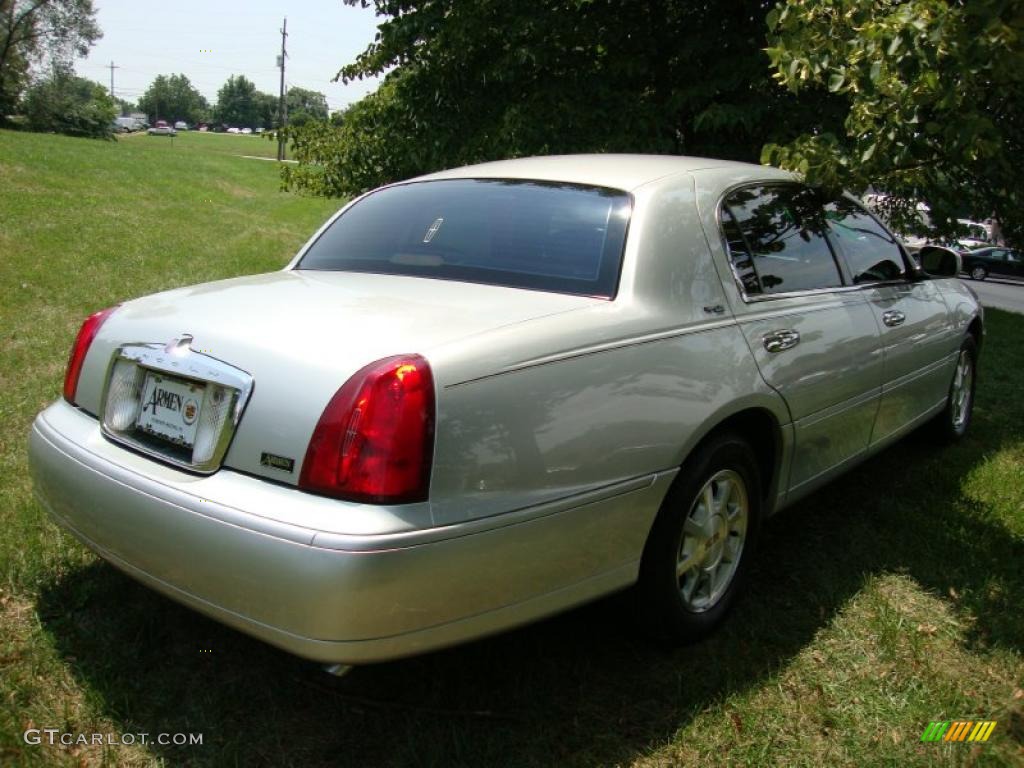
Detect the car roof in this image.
<box><xmin>412</xmin><ymin>154</ymin><xmax>789</xmax><ymax>192</ymax></box>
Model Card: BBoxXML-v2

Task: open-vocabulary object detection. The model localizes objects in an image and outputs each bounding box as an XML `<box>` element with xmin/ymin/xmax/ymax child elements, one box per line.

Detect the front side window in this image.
<box><xmin>722</xmin><ymin>185</ymin><xmax>843</xmax><ymax>296</ymax></box>
<box><xmin>824</xmin><ymin>197</ymin><xmax>906</xmax><ymax>283</ymax></box>
<box><xmin>297</xmin><ymin>179</ymin><xmax>632</xmax><ymax>298</ymax></box>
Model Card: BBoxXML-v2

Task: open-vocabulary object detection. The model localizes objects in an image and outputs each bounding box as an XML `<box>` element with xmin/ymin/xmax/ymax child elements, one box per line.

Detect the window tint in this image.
<box><xmin>824</xmin><ymin>197</ymin><xmax>905</xmax><ymax>283</ymax></box>
<box><xmin>297</xmin><ymin>179</ymin><xmax>631</xmax><ymax>298</ymax></box>
<box><xmin>723</xmin><ymin>185</ymin><xmax>842</xmax><ymax>295</ymax></box>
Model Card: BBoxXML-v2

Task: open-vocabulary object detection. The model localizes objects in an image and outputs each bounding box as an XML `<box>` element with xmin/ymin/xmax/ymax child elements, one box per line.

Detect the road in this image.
<box><xmin>960</xmin><ymin>277</ymin><xmax>1024</xmax><ymax>314</ymax></box>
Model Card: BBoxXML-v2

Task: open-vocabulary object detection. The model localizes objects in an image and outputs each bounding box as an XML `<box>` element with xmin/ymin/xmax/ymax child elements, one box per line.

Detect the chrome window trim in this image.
<box><xmin>714</xmin><ymin>180</ymin><xmax>914</xmax><ymax>304</ymax></box>
<box><xmin>98</xmin><ymin>341</ymin><xmax>254</xmax><ymax>475</ymax></box>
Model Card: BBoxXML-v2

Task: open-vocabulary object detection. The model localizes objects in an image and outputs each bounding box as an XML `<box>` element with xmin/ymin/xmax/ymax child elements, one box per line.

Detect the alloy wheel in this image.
<box><xmin>951</xmin><ymin>349</ymin><xmax>974</xmax><ymax>430</ymax></box>
<box><xmin>676</xmin><ymin>469</ymin><xmax>749</xmax><ymax>612</ymax></box>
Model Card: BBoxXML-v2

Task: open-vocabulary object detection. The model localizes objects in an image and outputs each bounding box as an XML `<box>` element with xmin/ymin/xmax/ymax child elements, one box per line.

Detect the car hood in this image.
<box><xmin>79</xmin><ymin>269</ymin><xmax>599</xmax><ymax>483</ymax></box>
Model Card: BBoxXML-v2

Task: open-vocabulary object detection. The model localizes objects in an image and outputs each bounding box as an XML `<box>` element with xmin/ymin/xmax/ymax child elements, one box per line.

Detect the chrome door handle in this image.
<box><xmin>882</xmin><ymin>310</ymin><xmax>906</xmax><ymax>327</ymax></box>
<box><xmin>762</xmin><ymin>329</ymin><xmax>801</xmax><ymax>353</ymax></box>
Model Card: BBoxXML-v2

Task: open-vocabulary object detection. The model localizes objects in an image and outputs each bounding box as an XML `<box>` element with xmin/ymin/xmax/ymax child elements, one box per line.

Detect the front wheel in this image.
<box><xmin>932</xmin><ymin>336</ymin><xmax>978</xmax><ymax>442</ymax></box>
<box><xmin>970</xmin><ymin>265</ymin><xmax>988</xmax><ymax>280</ymax></box>
<box><xmin>636</xmin><ymin>433</ymin><xmax>761</xmax><ymax>643</ymax></box>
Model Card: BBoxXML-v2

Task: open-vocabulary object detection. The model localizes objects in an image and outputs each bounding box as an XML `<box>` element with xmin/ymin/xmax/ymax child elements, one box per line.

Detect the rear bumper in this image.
<box><xmin>29</xmin><ymin>400</ymin><xmax>670</xmax><ymax>664</ymax></box>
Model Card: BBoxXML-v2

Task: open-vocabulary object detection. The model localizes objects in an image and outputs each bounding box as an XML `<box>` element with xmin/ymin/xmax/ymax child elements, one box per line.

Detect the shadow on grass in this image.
<box><xmin>35</xmin><ymin>314</ymin><xmax>1024</xmax><ymax>767</ymax></box>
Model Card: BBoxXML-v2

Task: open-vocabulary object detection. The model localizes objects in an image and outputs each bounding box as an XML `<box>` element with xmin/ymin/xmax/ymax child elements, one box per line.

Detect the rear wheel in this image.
<box><xmin>637</xmin><ymin>433</ymin><xmax>761</xmax><ymax>642</ymax></box>
<box><xmin>970</xmin><ymin>265</ymin><xmax>988</xmax><ymax>280</ymax></box>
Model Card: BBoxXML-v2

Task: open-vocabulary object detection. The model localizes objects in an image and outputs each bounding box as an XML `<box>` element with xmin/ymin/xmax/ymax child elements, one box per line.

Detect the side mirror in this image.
<box><xmin>918</xmin><ymin>245</ymin><xmax>961</xmax><ymax>278</ymax></box>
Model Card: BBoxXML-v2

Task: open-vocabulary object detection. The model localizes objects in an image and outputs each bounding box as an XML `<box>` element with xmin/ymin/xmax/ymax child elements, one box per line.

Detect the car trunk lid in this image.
<box><xmin>78</xmin><ymin>269</ymin><xmax>598</xmax><ymax>484</ymax></box>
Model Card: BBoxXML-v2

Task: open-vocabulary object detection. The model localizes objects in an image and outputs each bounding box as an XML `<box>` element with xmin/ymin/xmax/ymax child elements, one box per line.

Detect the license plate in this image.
<box><xmin>136</xmin><ymin>371</ymin><xmax>204</xmax><ymax>449</ymax></box>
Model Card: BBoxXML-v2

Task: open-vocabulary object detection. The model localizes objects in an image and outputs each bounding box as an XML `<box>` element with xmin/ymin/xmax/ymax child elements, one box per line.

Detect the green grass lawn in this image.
<box><xmin>1</xmin><ymin>128</ymin><xmax>1022</xmax><ymax>767</ymax></box>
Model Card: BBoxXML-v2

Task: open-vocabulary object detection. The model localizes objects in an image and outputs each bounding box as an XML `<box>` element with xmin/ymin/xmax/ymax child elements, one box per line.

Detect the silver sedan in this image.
<box><xmin>29</xmin><ymin>155</ymin><xmax>981</xmax><ymax>670</ymax></box>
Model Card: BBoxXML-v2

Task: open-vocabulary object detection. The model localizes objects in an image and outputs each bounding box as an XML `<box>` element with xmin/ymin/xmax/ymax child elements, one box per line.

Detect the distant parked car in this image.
<box><xmin>954</xmin><ymin>220</ymin><xmax>993</xmax><ymax>251</ymax></box>
<box><xmin>113</xmin><ymin>117</ymin><xmax>140</xmax><ymax>133</ymax></box>
<box><xmin>240</xmin><ymin>127</ymin><xmax>253</xmax><ymax>135</ymax></box>
<box><xmin>174</xmin><ymin>121</ymin><xmax>189</xmax><ymax>131</ymax></box>
<box><xmin>227</xmin><ymin>127</ymin><xmax>241</xmax><ymax>134</ymax></box>
<box><xmin>147</xmin><ymin>120</ymin><xmax>177</xmax><ymax>137</ymax></box>
<box><xmin>962</xmin><ymin>247</ymin><xmax>1024</xmax><ymax>281</ymax></box>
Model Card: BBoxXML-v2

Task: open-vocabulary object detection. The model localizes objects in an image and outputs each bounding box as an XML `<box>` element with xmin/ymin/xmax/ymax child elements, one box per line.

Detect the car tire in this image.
<box><xmin>970</xmin><ymin>265</ymin><xmax>988</xmax><ymax>280</ymax></box>
<box><xmin>931</xmin><ymin>336</ymin><xmax>978</xmax><ymax>442</ymax></box>
<box><xmin>636</xmin><ymin>432</ymin><xmax>761</xmax><ymax>643</ymax></box>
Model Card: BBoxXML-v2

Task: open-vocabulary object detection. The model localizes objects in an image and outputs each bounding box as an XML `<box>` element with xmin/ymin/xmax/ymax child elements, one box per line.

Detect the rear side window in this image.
<box><xmin>297</xmin><ymin>179</ymin><xmax>632</xmax><ymax>298</ymax></box>
<box><xmin>722</xmin><ymin>185</ymin><xmax>843</xmax><ymax>296</ymax></box>
<box><xmin>824</xmin><ymin>197</ymin><xmax>905</xmax><ymax>283</ymax></box>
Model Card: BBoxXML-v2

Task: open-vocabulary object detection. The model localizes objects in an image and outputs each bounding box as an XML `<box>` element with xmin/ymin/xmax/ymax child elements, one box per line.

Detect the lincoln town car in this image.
<box><xmin>29</xmin><ymin>155</ymin><xmax>982</xmax><ymax>671</ymax></box>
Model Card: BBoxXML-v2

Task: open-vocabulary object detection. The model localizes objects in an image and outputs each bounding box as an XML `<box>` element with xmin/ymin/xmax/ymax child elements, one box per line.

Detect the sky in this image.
<box><xmin>74</xmin><ymin>0</ymin><xmax>384</xmax><ymax>113</ymax></box>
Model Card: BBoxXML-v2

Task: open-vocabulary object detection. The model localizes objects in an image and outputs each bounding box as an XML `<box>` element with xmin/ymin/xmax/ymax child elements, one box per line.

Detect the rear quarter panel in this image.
<box><xmin>426</xmin><ymin>175</ymin><xmax>789</xmax><ymax>527</ymax></box>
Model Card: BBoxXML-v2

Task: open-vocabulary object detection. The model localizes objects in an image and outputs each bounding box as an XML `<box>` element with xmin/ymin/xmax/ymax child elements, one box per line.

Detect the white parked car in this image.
<box><xmin>113</xmin><ymin>116</ymin><xmax>141</xmax><ymax>133</ymax></box>
<box><xmin>173</xmin><ymin>121</ymin><xmax>189</xmax><ymax>131</ymax></box>
<box><xmin>29</xmin><ymin>155</ymin><xmax>980</xmax><ymax>673</ymax></box>
<box><xmin>146</xmin><ymin>120</ymin><xmax>176</xmax><ymax>137</ymax></box>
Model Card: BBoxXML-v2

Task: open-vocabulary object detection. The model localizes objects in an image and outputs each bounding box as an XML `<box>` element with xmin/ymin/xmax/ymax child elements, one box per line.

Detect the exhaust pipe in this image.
<box><xmin>323</xmin><ymin>663</ymin><xmax>353</xmax><ymax>678</ymax></box>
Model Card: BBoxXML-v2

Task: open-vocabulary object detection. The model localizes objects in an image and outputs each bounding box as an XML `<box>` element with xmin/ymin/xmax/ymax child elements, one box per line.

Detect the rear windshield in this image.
<box><xmin>296</xmin><ymin>179</ymin><xmax>632</xmax><ymax>298</ymax></box>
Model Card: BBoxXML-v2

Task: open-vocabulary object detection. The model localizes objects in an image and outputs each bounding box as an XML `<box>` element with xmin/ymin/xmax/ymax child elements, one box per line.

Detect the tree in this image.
<box><xmin>113</xmin><ymin>95</ymin><xmax>135</xmax><ymax>116</ymax></box>
<box><xmin>282</xmin><ymin>79</ymin><xmax>424</xmax><ymax>196</ymax></box>
<box><xmin>22</xmin><ymin>63</ymin><xmax>114</xmax><ymax>137</ymax></box>
<box><xmin>762</xmin><ymin>0</ymin><xmax>1024</xmax><ymax>242</ymax></box>
<box><xmin>137</xmin><ymin>73</ymin><xmax>207</xmax><ymax>124</ymax></box>
<box><xmin>213</xmin><ymin>74</ymin><xmax>262</xmax><ymax>127</ymax></box>
<box><xmin>254</xmin><ymin>90</ymin><xmax>278</xmax><ymax>129</ymax></box>
<box><xmin>283</xmin><ymin>0</ymin><xmax>844</xmax><ymax>197</ymax></box>
<box><xmin>285</xmin><ymin>86</ymin><xmax>328</xmax><ymax>127</ymax></box>
<box><xmin>0</xmin><ymin>0</ymin><xmax>102</xmax><ymax>120</ymax></box>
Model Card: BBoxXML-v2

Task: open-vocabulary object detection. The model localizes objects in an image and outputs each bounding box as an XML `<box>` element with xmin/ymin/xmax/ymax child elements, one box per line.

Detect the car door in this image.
<box><xmin>987</xmin><ymin>249</ymin><xmax>1011</xmax><ymax>278</ymax></box>
<box><xmin>716</xmin><ymin>184</ymin><xmax>884</xmax><ymax>496</ymax></box>
<box><xmin>1009</xmin><ymin>250</ymin><xmax>1024</xmax><ymax>280</ymax></box>
<box><xmin>822</xmin><ymin>196</ymin><xmax>957</xmax><ymax>443</ymax></box>
<box><xmin>992</xmin><ymin>248</ymin><xmax>1024</xmax><ymax>280</ymax></box>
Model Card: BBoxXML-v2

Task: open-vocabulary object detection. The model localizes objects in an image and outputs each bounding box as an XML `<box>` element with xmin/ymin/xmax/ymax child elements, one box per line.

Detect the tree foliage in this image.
<box><xmin>22</xmin><ymin>63</ymin><xmax>113</xmax><ymax>137</ymax></box>
<box><xmin>285</xmin><ymin>86</ymin><xmax>328</xmax><ymax>126</ymax></box>
<box><xmin>137</xmin><ymin>73</ymin><xmax>208</xmax><ymax>124</ymax></box>
<box><xmin>0</xmin><ymin>0</ymin><xmax>101</xmax><ymax>119</ymax></box>
<box><xmin>255</xmin><ymin>90</ymin><xmax>278</xmax><ymax>129</ymax></box>
<box><xmin>763</xmin><ymin>0</ymin><xmax>1024</xmax><ymax>241</ymax></box>
<box><xmin>214</xmin><ymin>74</ymin><xmax>277</xmax><ymax>128</ymax></box>
<box><xmin>282</xmin><ymin>79</ymin><xmax>423</xmax><ymax>195</ymax></box>
<box><xmin>283</xmin><ymin>0</ymin><xmax>843</xmax><ymax>197</ymax></box>
<box><xmin>113</xmin><ymin>95</ymin><xmax>135</xmax><ymax>116</ymax></box>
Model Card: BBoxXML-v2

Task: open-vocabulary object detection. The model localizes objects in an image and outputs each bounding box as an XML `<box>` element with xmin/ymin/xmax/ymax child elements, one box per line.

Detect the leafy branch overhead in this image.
<box><xmin>763</xmin><ymin>0</ymin><xmax>1024</xmax><ymax>239</ymax></box>
<box><xmin>284</xmin><ymin>0</ymin><xmax>1022</xmax><ymax>244</ymax></box>
<box><xmin>283</xmin><ymin>0</ymin><xmax>845</xmax><ymax>198</ymax></box>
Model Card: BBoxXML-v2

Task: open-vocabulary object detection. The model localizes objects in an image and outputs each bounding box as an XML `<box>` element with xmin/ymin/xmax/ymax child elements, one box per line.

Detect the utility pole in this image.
<box><xmin>277</xmin><ymin>17</ymin><xmax>288</xmax><ymax>161</ymax></box>
<box><xmin>108</xmin><ymin>60</ymin><xmax>119</xmax><ymax>106</ymax></box>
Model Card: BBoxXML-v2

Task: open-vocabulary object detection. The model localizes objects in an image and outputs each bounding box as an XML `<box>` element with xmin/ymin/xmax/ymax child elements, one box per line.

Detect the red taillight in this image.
<box><xmin>300</xmin><ymin>355</ymin><xmax>435</xmax><ymax>504</ymax></box>
<box><xmin>63</xmin><ymin>306</ymin><xmax>118</xmax><ymax>405</ymax></box>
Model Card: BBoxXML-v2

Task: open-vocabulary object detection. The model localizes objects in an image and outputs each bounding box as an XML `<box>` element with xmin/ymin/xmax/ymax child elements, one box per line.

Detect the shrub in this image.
<box><xmin>23</xmin><ymin>67</ymin><xmax>116</xmax><ymax>139</ymax></box>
